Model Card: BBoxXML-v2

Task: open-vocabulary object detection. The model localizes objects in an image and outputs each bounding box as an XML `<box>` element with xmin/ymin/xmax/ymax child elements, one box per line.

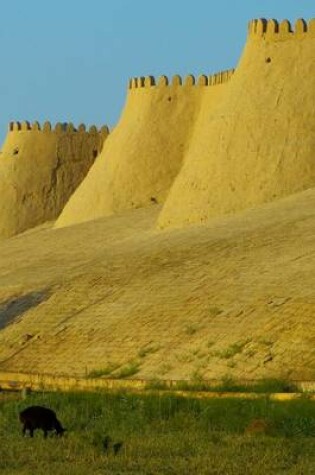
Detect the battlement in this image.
<box><xmin>128</xmin><ymin>69</ymin><xmax>235</xmax><ymax>90</ymax></box>
<box><xmin>8</xmin><ymin>121</ymin><xmax>110</xmax><ymax>137</ymax></box>
<box><xmin>248</xmin><ymin>18</ymin><xmax>315</xmax><ymax>40</ymax></box>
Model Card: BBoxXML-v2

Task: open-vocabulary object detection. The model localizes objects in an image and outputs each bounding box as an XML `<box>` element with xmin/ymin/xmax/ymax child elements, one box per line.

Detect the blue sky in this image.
<box><xmin>0</xmin><ymin>0</ymin><xmax>313</xmax><ymax>143</ymax></box>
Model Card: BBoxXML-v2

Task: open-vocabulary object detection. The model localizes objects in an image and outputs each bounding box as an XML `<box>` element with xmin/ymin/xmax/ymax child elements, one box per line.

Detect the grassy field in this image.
<box><xmin>0</xmin><ymin>390</ymin><xmax>315</xmax><ymax>474</ymax></box>
<box><xmin>144</xmin><ymin>377</ymin><xmax>302</xmax><ymax>393</ymax></box>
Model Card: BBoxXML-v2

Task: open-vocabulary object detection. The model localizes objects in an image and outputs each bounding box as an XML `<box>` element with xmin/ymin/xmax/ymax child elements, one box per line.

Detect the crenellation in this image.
<box><xmin>21</xmin><ymin>121</ymin><xmax>31</xmax><ymax>131</ymax></box>
<box><xmin>54</xmin><ymin>122</ymin><xmax>63</xmax><ymax>133</ymax></box>
<box><xmin>249</xmin><ymin>17</ymin><xmax>314</xmax><ymax>40</ymax></box>
<box><xmin>66</xmin><ymin>123</ymin><xmax>76</xmax><ymax>133</ymax></box>
<box><xmin>279</xmin><ymin>19</ymin><xmax>292</xmax><ymax>36</ymax></box>
<box><xmin>212</xmin><ymin>73</ymin><xmax>220</xmax><ymax>85</ymax></box>
<box><xmin>43</xmin><ymin>121</ymin><xmax>52</xmax><ymax>133</ymax></box>
<box><xmin>78</xmin><ymin>123</ymin><xmax>87</xmax><ymax>133</ymax></box>
<box><xmin>32</xmin><ymin>121</ymin><xmax>41</xmax><ymax>131</ymax></box>
<box><xmin>88</xmin><ymin>125</ymin><xmax>98</xmax><ymax>134</ymax></box>
<box><xmin>144</xmin><ymin>76</ymin><xmax>155</xmax><ymax>87</ymax></box>
<box><xmin>171</xmin><ymin>75</ymin><xmax>182</xmax><ymax>87</ymax></box>
<box><xmin>99</xmin><ymin>125</ymin><xmax>110</xmax><ymax>137</ymax></box>
<box><xmin>197</xmin><ymin>75</ymin><xmax>208</xmax><ymax>86</ymax></box>
<box><xmin>7</xmin><ymin>121</ymin><xmax>109</xmax><ymax>137</ymax></box>
<box><xmin>158</xmin><ymin>75</ymin><xmax>169</xmax><ymax>87</ymax></box>
<box><xmin>138</xmin><ymin>76</ymin><xmax>145</xmax><ymax>87</ymax></box>
<box><xmin>184</xmin><ymin>74</ymin><xmax>195</xmax><ymax>86</ymax></box>
<box><xmin>228</xmin><ymin>69</ymin><xmax>235</xmax><ymax>80</ymax></box>
<box><xmin>266</xmin><ymin>19</ymin><xmax>279</xmax><ymax>36</ymax></box>
<box><xmin>295</xmin><ymin>18</ymin><xmax>307</xmax><ymax>35</ymax></box>
<box><xmin>129</xmin><ymin>68</ymin><xmax>235</xmax><ymax>91</ymax></box>
<box><xmin>248</xmin><ymin>19</ymin><xmax>257</xmax><ymax>35</ymax></box>
<box><xmin>13</xmin><ymin>121</ymin><xmax>21</xmax><ymax>131</ymax></box>
<box><xmin>256</xmin><ymin>18</ymin><xmax>268</xmax><ymax>35</ymax></box>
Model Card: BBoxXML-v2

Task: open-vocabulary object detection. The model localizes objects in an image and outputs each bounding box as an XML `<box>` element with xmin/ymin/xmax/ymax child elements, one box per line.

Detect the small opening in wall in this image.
<box><xmin>167</xmin><ymin>96</ymin><xmax>172</xmax><ymax>102</ymax></box>
<box><xmin>12</xmin><ymin>147</ymin><xmax>19</xmax><ymax>155</ymax></box>
<box><xmin>92</xmin><ymin>150</ymin><xmax>98</xmax><ymax>159</ymax></box>
<box><xmin>265</xmin><ymin>57</ymin><xmax>271</xmax><ymax>63</ymax></box>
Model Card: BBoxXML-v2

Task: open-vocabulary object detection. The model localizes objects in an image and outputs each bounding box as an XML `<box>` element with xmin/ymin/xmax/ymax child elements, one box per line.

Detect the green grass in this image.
<box><xmin>137</xmin><ymin>345</ymin><xmax>159</xmax><ymax>359</ymax></box>
<box><xmin>240</xmin><ymin>378</ymin><xmax>299</xmax><ymax>394</ymax></box>
<box><xmin>0</xmin><ymin>390</ymin><xmax>314</xmax><ymax>474</ymax></box>
<box><xmin>112</xmin><ymin>360</ymin><xmax>141</xmax><ymax>379</ymax></box>
<box><xmin>145</xmin><ymin>377</ymin><xmax>300</xmax><ymax>393</ymax></box>
<box><xmin>184</xmin><ymin>323</ymin><xmax>199</xmax><ymax>335</ymax></box>
<box><xmin>208</xmin><ymin>306</ymin><xmax>223</xmax><ymax>317</ymax></box>
<box><xmin>212</xmin><ymin>340</ymin><xmax>250</xmax><ymax>359</ymax></box>
<box><xmin>86</xmin><ymin>363</ymin><xmax>121</xmax><ymax>378</ymax></box>
<box><xmin>87</xmin><ymin>360</ymin><xmax>142</xmax><ymax>379</ymax></box>
<box><xmin>209</xmin><ymin>377</ymin><xmax>300</xmax><ymax>394</ymax></box>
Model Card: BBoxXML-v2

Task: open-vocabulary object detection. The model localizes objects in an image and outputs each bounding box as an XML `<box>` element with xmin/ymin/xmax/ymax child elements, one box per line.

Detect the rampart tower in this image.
<box><xmin>158</xmin><ymin>18</ymin><xmax>315</xmax><ymax>227</ymax></box>
<box><xmin>55</xmin><ymin>69</ymin><xmax>234</xmax><ymax>228</ymax></box>
<box><xmin>56</xmin><ymin>18</ymin><xmax>315</xmax><ymax>231</ymax></box>
<box><xmin>0</xmin><ymin>121</ymin><xmax>109</xmax><ymax>238</ymax></box>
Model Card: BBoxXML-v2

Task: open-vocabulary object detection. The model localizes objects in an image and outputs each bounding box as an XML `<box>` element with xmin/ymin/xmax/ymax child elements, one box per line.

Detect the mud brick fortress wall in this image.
<box><xmin>56</xmin><ymin>18</ymin><xmax>315</xmax><ymax>230</ymax></box>
<box><xmin>0</xmin><ymin>121</ymin><xmax>109</xmax><ymax>237</ymax></box>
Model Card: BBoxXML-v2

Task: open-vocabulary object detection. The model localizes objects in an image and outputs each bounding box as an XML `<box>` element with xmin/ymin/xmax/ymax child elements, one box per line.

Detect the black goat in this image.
<box><xmin>19</xmin><ymin>405</ymin><xmax>66</xmax><ymax>438</ymax></box>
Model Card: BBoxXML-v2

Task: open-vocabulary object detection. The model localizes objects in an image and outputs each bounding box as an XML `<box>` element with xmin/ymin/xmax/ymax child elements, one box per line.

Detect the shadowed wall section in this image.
<box><xmin>0</xmin><ymin>122</ymin><xmax>109</xmax><ymax>238</ymax></box>
<box><xmin>158</xmin><ymin>18</ymin><xmax>315</xmax><ymax>228</ymax></box>
<box><xmin>55</xmin><ymin>71</ymin><xmax>232</xmax><ymax>228</ymax></box>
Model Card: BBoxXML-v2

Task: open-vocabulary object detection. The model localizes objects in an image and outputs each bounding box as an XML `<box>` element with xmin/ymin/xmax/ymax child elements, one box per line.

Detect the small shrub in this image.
<box><xmin>258</xmin><ymin>338</ymin><xmax>274</xmax><ymax>347</ymax></box>
<box><xmin>176</xmin><ymin>353</ymin><xmax>194</xmax><ymax>363</ymax></box>
<box><xmin>185</xmin><ymin>324</ymin><xmax>198</xmax><ymax>335</ymax></box>
<box><xmin>213</xmin><ymin>340</ymin><xmax>250</xmax><ymax>359</ymax></box>
<box><xmin>209</xmin><ymin>306</ymin><xmax>223</xmax><ymax>317</ymax></box>
<box><xmin>227</xmin><ymin>360</ymin><xmax>237</xmax><ymax>368</ymax></box>
<box><xmin>138</xmin><ymin>345</ymin><xmax>159</xmax><ymax>358</ymax></box>
<box><xmin>191</xmin><ymin>369</ymin><xmax>204</xmax><ymax>382</ymax></box>
<box><xmin>87</xmin><ymin>363</ymin><xmax>120</xmax><ymax>378</ymax></box>
<box><xmin>158</xmin><ymin>363</ymin><xmax>173</xmax><ymax>375</ymax></box>
<box><xmin>113</xmin><ymin>360</ymin><xmax>141</xmax><ymax>379</ymax></box>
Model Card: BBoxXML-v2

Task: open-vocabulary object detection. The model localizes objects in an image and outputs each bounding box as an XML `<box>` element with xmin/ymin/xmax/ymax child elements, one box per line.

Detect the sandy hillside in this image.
<box><xmin>0</xmin><ymin>188</ymin><xmax>314</xmax><ymax>380</ymax></box>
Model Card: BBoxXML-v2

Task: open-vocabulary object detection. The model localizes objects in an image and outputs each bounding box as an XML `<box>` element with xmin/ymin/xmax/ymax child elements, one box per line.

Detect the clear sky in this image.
<box><xmin>0</xmin><ymin>0</ymin><xmax>313</xmax><ymax>143</ymax></box>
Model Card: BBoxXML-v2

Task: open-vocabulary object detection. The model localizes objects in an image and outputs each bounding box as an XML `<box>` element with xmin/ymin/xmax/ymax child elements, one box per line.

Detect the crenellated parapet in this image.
<box><xmin>248</xmin><ymin>18</ymin><xmax>315</xmax><ymax>40</ymax></box>
<box><xmin>8</xmin><ymin>121</ymin><xmax>110</xmax><ymax>138</ymax></box>
<box><xmin>128</xmin><ymin>69</ymin><xmax>235</xmax><ymax>90</ymax></box>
